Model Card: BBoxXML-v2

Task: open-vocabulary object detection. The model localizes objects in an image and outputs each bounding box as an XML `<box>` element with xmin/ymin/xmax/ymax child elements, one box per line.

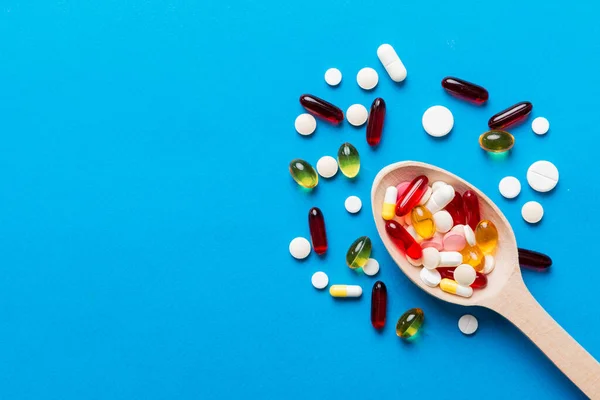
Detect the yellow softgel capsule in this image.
<box><xmin>461</xmin><ymin>245</ymin><xmax>485</xmax><ymax>272</ymax></box>
<box><xmin>475</xmin><ymin>220</ymin><xmax>498</xmax><ymax>254</ymax></box>
<box><xmin>411</xmin><ymin>205</ymin><xmax>436</xmax><ymax>239</ymax></box>
<box><xmin>381</xmin><ymin>186</ymin><xmax>398</xmax><ymax>220</ymax></box>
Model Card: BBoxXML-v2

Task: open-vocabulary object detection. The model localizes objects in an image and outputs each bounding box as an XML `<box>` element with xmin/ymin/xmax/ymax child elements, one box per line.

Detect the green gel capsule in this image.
<box><xmin>337</xmin><ymin>142</ymin><xmax>360</xmax><ymax>178</ymax></box>
<box><xmin>346</xmin><ymin>236</ymin><xmax>371</xmax><ymax>269</ymax></box>
<box><xmin>479</xmin><ymin>130</ymin><xmax>515</xmax><ymax>153</ymax></box>
<box><xmin>396</xmin><ymin>308</ymin><xmax>424</xmax><ymax>339</ymax></box>
<box><xmin>289</xmin><ymin>159</ymin><xmax>318</xmax><ymax>188</ymax></box>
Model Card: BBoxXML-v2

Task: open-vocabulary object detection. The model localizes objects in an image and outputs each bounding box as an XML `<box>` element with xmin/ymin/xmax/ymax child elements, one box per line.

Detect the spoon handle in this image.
<box><xmin>487</xmin><ymin>273</ymin><xmax>600</xmax><ymax>398</ymax></box>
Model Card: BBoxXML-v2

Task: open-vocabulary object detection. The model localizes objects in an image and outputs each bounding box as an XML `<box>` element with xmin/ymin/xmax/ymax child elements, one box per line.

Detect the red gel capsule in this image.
<box><xmin>463</xmin><ymin>190</ymin><xmax>480</xmax><ymax>230</ymax></box>
<box><xmin>299</xmin><ymin>94</ymin><xmax>344</xmax><ymax>125</ymax></box>
<box><xmin>371</xmin><ymin>281</ymin><xmax>387</xmax><ymax>330</ymax></box>
<box><xmin>396</xmin><ymin>175</ymin><xmax>429</xmax><ymax>216</ymax></box>
<box><xmin>444</xmin><ymin>192</ymin><xmax>466</xmax><ymax>226</ymax></box>
<box><xmin>518</xmin><ymin>248</ymin><xmax>552</xmax><ymax>270</ymax></box>
<box><xmin>308</xmin><ymin>207</ymin><xmax>327</xmax><ymax>255</ymax></box>
<box><xmin>366</xmin><ymin>97</ymin><xmax>386</xmax><ymax>146</ymax></box>
<box><xmin>441</xmin><ymin>77</ymin><xmax>489</xmax><ymax>105</ymax></box>
<box><xmin>438</xmin><ymin>267</ymin><xmax>487</xmax><ymax>289</ymax></box>
<box><xmin>385</xmin><ymin>220</ymin><xmax>423</xmax><ymax>259</ymax></box>
<box><xmin>488</xmin><ymin>101</ymin><xmax>532</xmax><ymax>129</ymax></box>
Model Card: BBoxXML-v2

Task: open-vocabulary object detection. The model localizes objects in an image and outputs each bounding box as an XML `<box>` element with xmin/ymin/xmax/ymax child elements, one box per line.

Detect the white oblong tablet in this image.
<box><xmin>363</xmin><ymin>258</ymin><xmax>380</xmax><ymax>276</ymax></box>
<box><xmin>422</xmin><ymin>247</ymin><xmax>441</xmax><ymax>270</ymax></box>
<box><xmin>499</xmin><ymin>176</ymin><xmax>521</xmax><ymax>199</ymax></box>
<box><xmin>464</xmin><ymin>225</ymin><xmax>476</xmax><ymax>246</ymax></box>
<box><xmin>522</xmin><ymin>201</ymin><xmax>544</xmax><ymax>223</ymax></box>
<box><xmin>316</xmin><ymin>156</ymin><xmax>338</xmax><ymax>178</ymax></box>
<box><xmin>357</xmin><ymin>67</ymin><xmax>379</xmax><ymax>90</ymax></box>
<box><xmin>311</xmin><ymin>271</ymin><xmax>329</xmax><ymax>289</ymax></box>
<box><xmin>420</xmin><ymin>267</ymin><xmax>441</xmax><ymax>287</ymax></box>
<box><xmin>527</xmin><ymin>161</ymin><xmax>559</xmax><ymax>192</ymax></box>
<box><xmin>454</xmin><ymin>264</ymin><xmax>476</xmax><ymax>286</ymax></box>
<box><xmin>346</xmin><ymin>104</ymin><xmax>368</xmax><ymax>126</ymax></box>
<box><xmin>433</xmin><ymin>210</ymin><xmax>453</xmax><ymax>233</ymax></box>
<box><xmin>324</xmin><ymin>68</ymin><xmax>342</xmax><ymax>86</ymax></box>
<box><xmin>295</xmin><ymin>113</ymin><xmax>317</xmax><ymax>136</ymax></box>
<box><xmin>376</xmin><ymin>44</ymin><xmax>407</xmax><ymax>82</ymax></box>
<box><xmin>290</xmin><ymin>237</ymin><xmax>311</xmax><ymax>259</ymax></box>
<box><xmin>345</xmin><ymin>195</ymin><xmax>362</xmax><ymax>214</ymax></box>
<box><xmin>422</xmin><ymin>106</ymin><xmax>454</xmax><ymax>137</ymax></box>
<box><xmin>532</xmin><ymin>117</ymin><xmax>550</xmax><ymax>135</ymax></box>
<box><xmin>458</xmin><ymin>314</ymin><xmax>478</xmax><ymax>335</ymax></box>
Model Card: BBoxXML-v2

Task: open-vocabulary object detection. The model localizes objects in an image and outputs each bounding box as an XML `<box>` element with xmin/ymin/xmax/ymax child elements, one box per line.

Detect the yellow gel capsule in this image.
<box><xmin>382</xmin><ymin>186</ymin><xmax>398</xmax><ymax>220</ymax></box>
<box><xmin>411</xmin><ymin>205</ymin><xmax>436</xmax><ymax>239</ymax></box>
<box><xmin>461</xmin><ymin>245</ymin><xmax>485</xmax><ymax>272</ymax></box>
<box><xmin>396</xmin><ymin>308</ymin><xmax>424</xmax><ymax>339</ymax></box>
<box><xmin>475</xmin><ymin>220</ymin><xmax>498</xmax><ymax>254</ymax></box>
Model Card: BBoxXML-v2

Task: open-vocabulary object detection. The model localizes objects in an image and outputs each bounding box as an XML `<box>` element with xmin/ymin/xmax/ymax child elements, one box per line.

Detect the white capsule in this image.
<box><xmin>433</xmin><ymin>210</ymin><xmax>453</xmax><ymax>233</ymax></box>
<box><xmin>439</xmin><ymin>251</ymin><xmax>462</xmax><ymax>267</ymax></box>
<box><xmin>431</xmin><ymin>181</ymin><xmax>447</xmax><ymax>192</ymax></box>
<box><xmin>482</xmin><ymin>255</ymin><xmax>495</xmax><ymax>274</ymax></box>
<box><xmin>418</xmin><ymin>186</ymin><xmax>433</xmax><ymax>205</ymax></box>
<box><xmin>376</xmin><ymin>44</ymin><xmax>407</xmax><ymax>82</ymax></box>
<box><xmin>464</xmin><ymin>225</ymin><xmax>476</xmax><ymax>246</ymax></box>
<box><xmin>422</xmin><ymin>247</ymin><xmax>441</xmax><ymax>270</ymax></box>
<box><xmin>406</xmin><ymin>226</ymin><xmax>423</xmax><ymax>243</ymax></box>
<box><xmin>420</xmin><ymin>267</ymin><xmax>441</xmax><ymax>287</ymax></box>
<box><xmin>329</xmin><ymin>285</ymin><xmax>362</xmax><ymax>298</ymax></box>
<box><xmin>454</xmin><ymin>264</ymin><xmax>476</xmax><ymax>286</ymax></box>
<box><xmin>425</xmin><ymin>184</ymin><xmax>455</xmax><ymax>214</ymax></box>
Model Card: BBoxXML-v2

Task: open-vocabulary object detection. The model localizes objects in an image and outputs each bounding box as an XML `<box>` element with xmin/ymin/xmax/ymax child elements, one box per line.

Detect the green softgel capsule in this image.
<box><xmin>479</xmin><ymin>130</ymin><xmax>515</xmax><ymax>153</ymax></box>
<box><xmin>337</xmin><ymin>142</ymin><xmax>360</xmax><ymax>178</ymax></box>
<box><xmin>346</xmin><ymin>236</ymin><xmax>371</xmax><ymax>269</ymax></box>
<box><xmin>289</xmin><ymin>159</ymin><xmax>318</xmax><ymax>188</ymax></box>
<box><xmin>396</xmin><ymin>308</ymin><xmax>425</xmax><ymax>339</ymax></box>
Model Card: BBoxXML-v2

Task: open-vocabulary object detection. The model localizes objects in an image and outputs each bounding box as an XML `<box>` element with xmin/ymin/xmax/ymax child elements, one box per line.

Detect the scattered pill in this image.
<box><xmin>330</xmin><ymin>285</ymin><xmax>362</xmax><ymax>298</ymax></box>
<box><xmin>300</xmin><ymin>94</ymin><xmax>344</xmax><ymax>124</ymax></box>
<box><xmin>488</xmin><ymin>101</ymin><xmax>532</xmax><ymax>129</ymax></box>
<box><xmin>366</xmin><ymin>98</ymin><xmax>386</xmax><ymax>146</ymax></box>
<box><xmin>396</xmin><ymin>181</ymin><xmax>410</xmax><ymax>199</ymax></box>
<box><xmin>385</xmin><ymin>220</ymin><xmax>423</xmax><ymax>259</ymax></box>
<box><xmin>431</xmin><ymin>181</ymin><xmax>447</xmax><ymax>191</ymax></box>
<box><xmin>461</xmin><ymin>245</ymin><xmax>485</xmax><ymax>271</ymax></box>
<box><xmin>371</xmin><ymin>281</ymin><xmax>387</xmax><ymax>329</ymax></box>
<box><xmin>420</xmin><ymin>267</ymin><xmax>442</xmax><ymax>287</ymax></box>
<box><xmin>345</xmin><ymin>195</ymin><xmax>362</xmax><ymax>214</ymax></box>
<box><xmin>324</xmin><ymin>68</ymin><xmax>342</xmax><ymax>86</ymax></box>
<box><xmin>412</xmin><ymin>205</ymin><xmax>436</xmax><ymax>239</ymax></box>
<box><xmin>441</xmin><ymin>77</ymin><xmax>488</xmax><ymax>104</ymax></box>
<box><xmin>422</xmin><ymin>105</ymin><xmax>454</xmax><ymax>137</ymax></box>
<box><xmin>499</xmin><ymin>176</ymin><xmax>521</xmax><ymax>199</ymax></box>
<box><xmin>311</xmin><ymin>271</ymin><xmax>329</xmax><ymax>289</ymax></box>
<box><xmin>454</xmin><ymin>264</ymin><xmax>476</xmax><ymax>286</ymax></box>
<box><xmin>363</xmin><ymin>258</ymin><xmax>380</xmax><ymax>276</ymax></box>
<box><xmin>289</xmin><ymin>237</ymin><xmax>311</xmax><ymax>259</ymax></box>
<box><xmin>377</xmin><ymin>44</ymin><xmax>407</xmax><ymax>82</ymax></box>
<box><xmin>440</xmin><ymin>278</ymin><xmax>473</xmax><ymax>298</ymax></box>
<box><xmin>346</xmin><ymin>236</ymin><xmax>371</xmax><ymax>269</ymax></box>
<box><xmin>295</xmin><ymin>113</ymin><xmax>317</xmax><ymax>136</ymax></box>
<box><xmin>463</xmin><ymin>190</ymin><xmax>480</xmax><ymax>230</ymax></box>
<box><xmin>479</xmin><ymin>130</ymin><xmax>515</xmax><ymax>153</ymax></box>
<box><xmin>422</xmin><ymin>247</ymin><xmax>441</xmax><ymax>270</ymax></box>
<box><xmin>458</xmin><ymin>314</ymin><xmax>478</xmax><ymax>335</ymax></box>
<box><xmin>357</xmin><ymin>67</ymin><xmax>379</xmax><ymax>90</ymax></box>
<box><xmin>439</xmin><ymin>267</ymin><xmax>487</xmax><ymax>289</ymax></box>
<box><xmin>522</xmin><ymin>201</ymin><xmax>544</xmax><ymax>224</ymax></box>
<box><xmin>382</xmin><ymin>186</ymin><xmax>398</xmax><ymax>220</ymax></box>
<box><xmin>308</xmin><ymin>207</ymin><xmax>328</xmax><ymax>255</ymax></box>
<box><xmin>443</xmin><ymin>229</ymin><xmax>467</xmax><ymax>252</ymax></box>
<box><xmin>445</xmin><ymin>193</ymin><xmax>466</xmax><ymax>225</ymax></box>
<box><xmin>527</xmin><ymin>160</ymin><xmax>559</xmax><ymax>192</ymax></box>
<box><xmin>425</xmin><ymin>184</ymin><xmax>455</xmax><ymax>214</ymax></box>
<box><xmin>475</xmin><ymin>220</ymin><xmax>498</xmax><ymax>254</ymax></box>
<box><xmin>289</xmin><ymin>159</ymin><xmax>318</xmax><ymax>188</ymax></box>
<box><xmin>482</xmin><ymin>255</ymin><xmax>495</xmax><ymax>274</ymax></box>
<box><xmin>518</xmin><ymin>248</ymin><xmax>552</xmax><ymax>269</ymax></box>
<box><xmin>316</xmin><ymin>156</ymin><xmax>338</xmax><ymax>178</ymax></box>
<box><xmin>396</xmin><ymin>308</ymin><xmax>424</xmax><ymax>339</ymax></box>
<box><xmin>532</xmin><ymin>117</ymin><xmax>550</xmax><ymax>135</ymax></box>
<box><xmin>433</xmin><ymin>210</ymin><xmax>453</xmax><ymax>233</ymax></box>
<box><xmin>337</xmin><ymin>142</ymin><xmax>360</xmax><ymax>178</ymax></box>
<box><xmin>396</xmin><ymin>175</ymin><xmax>429</xmax><ymax>216</ymax></box>
<box><xmin>440</xmin><ymin>251</ymin><xmax>463</xmax><ymax>267</ymax></box>
<box><xmin>346</xmin><ymin>104</ymin><xmax>369</xmax><ymax>126</ymax></box>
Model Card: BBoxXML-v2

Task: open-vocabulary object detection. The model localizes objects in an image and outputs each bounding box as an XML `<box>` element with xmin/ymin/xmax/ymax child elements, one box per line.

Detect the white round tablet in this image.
<box><xmin>346</xmin><ymin>104</ymin><xmax>368</xmax><ymax>126</ymax></box>
<box><xmin>422</xmin><ymin>105</ymin><xmax>454</xmax><ymax>137</ymax></box>
<box><xmin>311</xmin><ymin>271</ymin><xmax>329</xmax><ymax>289</ymax></box>
<box><xmin>527</xmin><ymin>161</ymin><xmax>559</xmax><ymax>192</ymax></box>
<box><xmin>289</xmin><ymin>237</ymin><xmax>311</xmax><ymax>259</ymax></box>
<box><xmin>294</xmin><ymin>113</ymin><xmax>317</xmax><ymax>136</ymax></box>
<box><xmin>433</xmin><ymin>210</ymin><xmax>453</xmax><ymax>233</ymax></box>
<box><xmin>316</xmin><ymin>156</ymin><xmax>338</xmax><ymax>178</ymax></box>
<box><xmin>345</xmin><ymin>195</ymin><xmax>362</xmax><ymax>214</ymax></box>
<box><xmin>422</xmin><ymin>247</ymin><xmax>441</xmax><ymax>270</ymax></box>
<box><xmin>499</xmin><ymin>176</ymin><xmax>521</xmax><ymax>199</ymax></box>
<box><xmin>363</xmin><ymin>258</ymin><xmax>380</xmax><ymax>276</ymax></box>
<box><xmin>522</xmin><ymin>201</ymin><xmax>544</xmax><ymax>224</ymax></box>
<box><xmin>454</xmin><ymin>264</ymin><xmax>476</xmax><ymax>286</ymax></box>
<box><xmin>420</xmin><ymin>267</ymin><xmax>441</xmax><ymax>287</ymax></box>
<box><xmin>458</xmin><ymin>314</ymin><xmax>478</xmax><ymax>335</ymax></box>
<box><xmin>532</xmin><ymin>117</ymin><xmax>550</xmax><ymax>135</ymax></box>
<box><xmin>356</xmin><ymin>67</ymin><xmax>379</xmax><ymax>90</ymax></box>
<box><xmin>324</xmin><ymin>68</ymin><xmax>342</xmax><ymax>86</ymax></box>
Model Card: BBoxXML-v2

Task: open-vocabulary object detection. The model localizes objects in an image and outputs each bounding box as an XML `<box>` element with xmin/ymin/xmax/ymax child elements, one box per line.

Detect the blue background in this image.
<box><xmin>0</xmin><ymin>0</ymin><xmax>598</xmax><ymax>399</ymax></box>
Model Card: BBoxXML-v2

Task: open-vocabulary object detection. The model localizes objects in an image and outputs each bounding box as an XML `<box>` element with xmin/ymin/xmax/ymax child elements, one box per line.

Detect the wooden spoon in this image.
<box><xmin>371</xmin><ymin>161</ymin><xmax>600</xmax><ymax>398</ymax></box>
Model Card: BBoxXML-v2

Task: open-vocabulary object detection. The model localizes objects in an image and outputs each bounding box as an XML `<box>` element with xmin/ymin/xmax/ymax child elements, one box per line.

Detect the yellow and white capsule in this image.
<box><xmin>382</xmin><ymin>186</ymin><xmax>398</xmax><ymax>220</ymax></box>
<box><xmin>329</xmin><ymin>285</ymin><xmax>362</xmax><ymax>298</ymax></box>
<box><xmin>439</xmin><ymin>278</ymin><xmax>473</xmax><ymax>298</ymax></box>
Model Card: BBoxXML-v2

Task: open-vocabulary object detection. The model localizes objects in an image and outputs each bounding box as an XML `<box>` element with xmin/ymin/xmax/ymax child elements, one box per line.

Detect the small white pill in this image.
<box><xmin>458</xmin><ymin>314</ymin><xmax>478</xmax><ymax>335</ymax></box>
<box><xmin>431</xmin><ymin>181</ymin><xmax>447</xmax><ymax>192</ymax></box>
<box><xmin>376</xmin><ymin>44</ymin><xmax>407</xmax><ymax>82</ymax></box>
<box><xmin>311</xmin><ymin>271</ymin><xmax>329</xmax><ymax>289</ymax></box>
<box><xmin>433</xmin><ymin>210</ymin><xmax>453</xmax><ymax>233</ymax></box>
<box><xmin>316</xmin><ymin>156</ymin><xmax>338</xmax><ymax>178</ymax></box>
<box><xmin>522</xmin><ymin>201</ymin><xmax>544</xmax><ymax>223</ymax></box>
<box><xmin>418</xmin><ymin>187</ymin><xmax>433</xmax><ymax>206</ymax></box>
<box><xmin>440</xmin><ymin>251</ymin><xmax>463</xmax><ymax>267</ymax></box>
<box><xmin>454</xmin><ymin>264</ymin><xmax>476</xmax><ymax>286</ymax></box>
<box><xmin>363</xmin><ymin>258</ymin><xmax>380</xmax><ymax>276</ymax></box>
<box><xmin>346</xmin><ymin>104</ymin><xmax>369</xmax><ymax>126</ymax></box>
<box><xmin>422</xmin><ymin>106</ymin><xmax>454</xmax><ymax>138</ymax></box>
<box><xmin>356</xmin><ymin>67</ymin><xmax>379</xmax><ymax>90</ymax></box>
<box><xmin>407</xmin><ymin>255</ymin><xmax>423</xmax><ymax>267</ymax></box>
<box><xmin>532</xmin><ymin>117</ymin><xmax>550</xmax><ymax>135</ymax></box>
<box><xmin>406</xmin><ymin>226</ymin><xmax>423</xmax><ymax>243</ymax></box>
<box><xmin>422</xmin><ymin>247</ymin><xmax>441</xmax><ymax>270</ymax></box>
<box><xmin>499</xmin><ymin>176</ymin><xmax>521</xmax><ymax>199</ymax></box>
<box><xmin>464</xmin><ymin>225</ymin><xmax>476</xmax><ymax>246</ymax></box>
<box><xmin>425</xmin><ymin>184</ymin><xmax>455</xmax><ymax>214</ymax></box>
<box><xmin>295</xmin><ymin>113</ymin><xmax>317</xmax><ymax>136</ymax></box>
<box><xmin>482</xmin><ymin>255</ymin><xmax>495</xmax><ymax>274</ymax></box>
<box><xmin>527</xmin><ymin>161</ymin><xmax>559</xmax><ymax>192</ymax></box>
<box><xmin>324</xmin><ymin>68</ymin><xmax>342</xmax><ymax>86</ymax></box>
<box><xmin>420</xmin><ymin>267</ymin><xmax>441</xmax><ymax>287</ymax></box>
<box><xmin>345</xmin><ymin>195</ymin><xmax>362</xmax><ymax>214</ymax></box>
<box><xmin>289</xmin><ymin>237</ymin><xmax>311</xmax><ymax>259</ymax></box>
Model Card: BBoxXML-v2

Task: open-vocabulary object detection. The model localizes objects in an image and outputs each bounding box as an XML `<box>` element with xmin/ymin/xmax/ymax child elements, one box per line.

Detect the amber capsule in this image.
<box><xmin>289</xmin><ymin>159</ymin><xmax>318</xmax><ymax>189</ymax></box>
<box><xmin>366</xmin><ymin>97</ymin><xmax>386</xmax><ymax>146</ymax></box>
<box><xmin>518</xmin><ymin>248</ymin><xmax>552</xmax><ymax>270</ymax></box>
<box><xmin>411</xmin><ymin>206</ymin><xmax>436</xmax><ymax>239</ymax></box>
<box><xmin>461</xmin><ymin>245</ymin><xmax>485</xmax><ymax>272</ymax></box>
<box><xmin>396</xmin><ymin>175</ymin><xmax>429</xmax><ymax>216</ymax></box>
<box><xmin>396</xmin><ymin>308</ymin><xmax>424</xmax><ymax>339</ymax></box>
<box><xmin>308</xmin><ymin>207</ymin><xmax>327</xmax><ymax>255</ymax></box>
<box><xmin>441</xmin><ymin>77</ymin><xmax>489</xmax><ymax>104</ymax></box>
<box><xmin>463</xmin><ymin>190</ymin><xmax>480</xmax><ymax>230</ymax></box>
<box><xmin>445</xmin><ymin>192</ymin><xmax>465</xmax><ymax>226</ymax></box>
<box><xmin>385</xmin><ymin>220</ymin><xmax>423</xmax><ymax>259</ymax></box>
<box><xmin>488</xmin><ymin>101</ymin><xmax>532</xmax><ymax>129</ymax></box>
<box><xmin>371</xmin><ymin>281</ymin><xmax>387</xmax><ymax>330</ymax></box>
<box><xmin>475</xmin><ymin>220</ymin><xmax>498</xmax><ymax>255</ymax></box>
<box><xmin>346</xmin><ymin>236</ymin><xmax>372</xmax><ymax>269</ymax></box>
<box><xmin>479</xmin><ymin>130</ymin><xmax>515</xmax><ymax>153</ymax></box>
<box><xmin>299</xmin><ymin>94</ymin><xmax>344</xmax><ymax>125</ymax></box>
<box><xmin>438</xmin><ymin>267</ymin><xmax>487</xmax><ymax>289</ymax></box>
